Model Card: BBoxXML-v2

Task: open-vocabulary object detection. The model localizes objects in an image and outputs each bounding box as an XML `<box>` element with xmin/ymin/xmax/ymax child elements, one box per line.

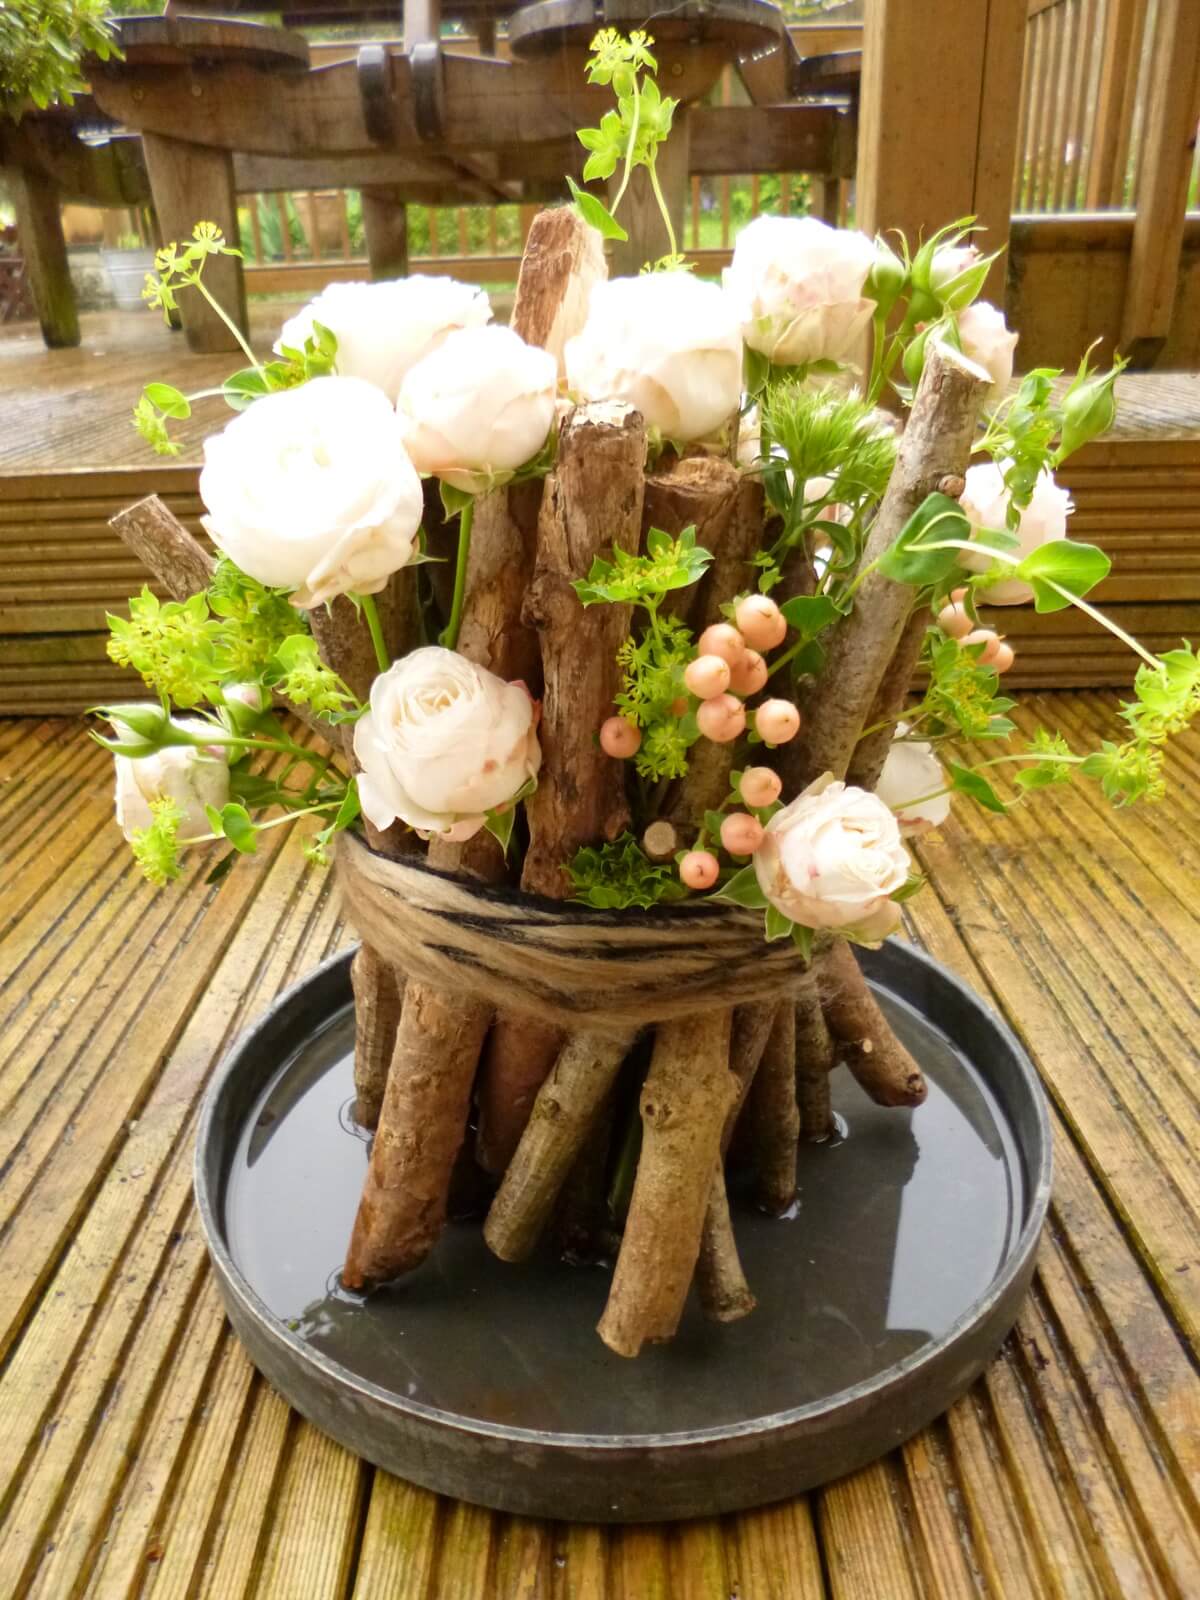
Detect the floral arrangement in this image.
<box><xmin>96</xmin><ymin>33</ymin><xmax>1198</xmax><ymax>1357</ymax></box>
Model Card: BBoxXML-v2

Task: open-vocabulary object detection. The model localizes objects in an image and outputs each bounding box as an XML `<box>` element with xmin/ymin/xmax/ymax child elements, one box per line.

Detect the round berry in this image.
<box><xmin>683</xmin><ymin>653</ymin><xmax>732</xmax><ymax>700</ymax></box>
<box><xmin>680</xmin><ymin>850</ymin><xmax>720</xmax><ymax>890</ymax></box>
<box><xmin>599</xmin><ymin>716</ymin><xmax>641</xmax><ymax>758</ymax></box>
<box><xmin>754</xmin><ymin>699</ymin><xmax>801</xmax><ymax>745</ymax></box>
<box><xmin>961</xmin><ymin>628</ymin><xmax>1004</xmax><ymax>666</ymax></box>
<box><xmin>734</xmin><ymin>594</ymin><xmax>787</xmax><ymax>652</ymax></box>
<box><xmin>935</xmin><ymin>601</ymin><xmax>973</xmax><ymax>640</ymax></box>
<box><xmin>696</xmin><ymin>693</ymin><xmax>747</xmax><ymax>744</ymax></box>
<box><xmin>697</xmin><ymin>623</ymin><xmax>746</xmax><ymax>666</ymax></box>
<box><xmin>720</xmin><ymin>812</ymin><xmax>765</xmax><ymax>855</ymax></box>
<box><xmin>992</xmin><ymin>640</ymin><xmax>1015</xmax><ymax>673</ymax></box>
<box><xmin>739</xmin><ymin>766</ymin><xmax>782</xmax><ymax>808</ymax></box>
<box><xmin>729</xmin><ymin>648</ymin><xmax>768</xmax><ymax>696</ymax></box>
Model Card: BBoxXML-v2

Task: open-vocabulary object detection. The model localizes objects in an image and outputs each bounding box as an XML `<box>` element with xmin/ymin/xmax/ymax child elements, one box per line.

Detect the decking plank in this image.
<box><xmin>0</xmin><ymin>706</ymin><xmax>1198</xmax><ymax>1596</ymax></box>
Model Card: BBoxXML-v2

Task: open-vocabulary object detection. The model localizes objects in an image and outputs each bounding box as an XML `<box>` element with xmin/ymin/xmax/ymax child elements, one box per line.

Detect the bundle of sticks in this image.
<box><xmin>114</xmin><ymin>207</ymin><xmax>989</xmax><ymax>1358</ymax></box>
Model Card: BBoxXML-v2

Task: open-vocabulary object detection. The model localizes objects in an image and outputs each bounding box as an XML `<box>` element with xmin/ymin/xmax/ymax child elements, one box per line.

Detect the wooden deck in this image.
<box><xmin>1</xmin><ymin>697</ymin><xmax>1198</xmax><ymax>1598</ymax></box>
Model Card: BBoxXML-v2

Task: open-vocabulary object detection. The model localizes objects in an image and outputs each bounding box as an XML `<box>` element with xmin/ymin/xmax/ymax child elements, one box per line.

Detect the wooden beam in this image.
<box><xmin>8</xmin><ymin>169</ymin><xmax>80</xmax><ymax>349</ymax></box>
<box><xmin>1085</xmin><ymin>0</ymin><xmax>1143</xmax><ymax>208</ymax></box>
<box><xmin>141</xmin><ymin>134</ymin><xmax>247</xmax><ymax>353</ymax></box>
<box><xmin>856</xmin><ymin>0</ymin><xmax>1028</xmax><ymax>308</ymax></box>
<box><xmin>1120</xmin><ymin>0</ymin><xmax>1200</xmax><ymax>365</ymax></box>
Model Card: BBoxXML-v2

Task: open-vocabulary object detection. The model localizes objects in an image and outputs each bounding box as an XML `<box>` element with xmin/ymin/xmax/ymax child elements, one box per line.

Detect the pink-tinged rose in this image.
<box><xmin>277</xmin><ymin>276</ymin><xmax>491</xmax><ymax>403</ymax></box>
<box><xmin>398</xmin><ymin>324</ymin><xmax>557</xmax><ymax>494</ymax></box>
<box><xmin>724</xmin><ymin>215</ymin><xmax>877</xmax><ymax>367</ymax></box>
<box><xmin>113</xmin><ymin>716</ymin><xmax>230</xmax><ymax>844</ymax></box>
<box><xmin>352</xmin><ymin>646</ymin><xmax>541</xmax><ymax>839</ymax></box>
<box><xmin>874</xmin><ymin>726</ymin><xmax>952</xmax><ymax>836</ymax></box>
<box><xmin>565</xmin><ymin>272</ymin><xmax>743</xmax><ymax>443</ymax></box>
<box><xmin>959</xmin><ymin>461</ymin><xmax>1074</xmax><ymax>604</ymax></box>
<box><xmin>955</xmin><ymin>301</ymin><xmax>1018</xmax><ymax>400</ymax></box>
<box><xmin>200</xmin><ymin>377</ymin><xmax>423</xmax><ymax>609</ymax></box>
<box><xmin>753</xmin><ymin>774</ymin><xmax>910</xmax><ymax>943</ymax></box>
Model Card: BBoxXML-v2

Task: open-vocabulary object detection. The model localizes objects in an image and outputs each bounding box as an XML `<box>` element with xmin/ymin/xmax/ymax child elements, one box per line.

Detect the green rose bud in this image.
<box><xmin>1057</xmin><ymin>371</ymin><xmax>1118</xmax><ymax>461</ymax></box>
<box><xmin>901</xmin><ymin>322</ymin><xmax>933</xmax><ymax>389</ymax></box>
<box><xmin>865</xmin><ymin>239</ymin><xmax>907</xmax><ymax>318</ymax></box>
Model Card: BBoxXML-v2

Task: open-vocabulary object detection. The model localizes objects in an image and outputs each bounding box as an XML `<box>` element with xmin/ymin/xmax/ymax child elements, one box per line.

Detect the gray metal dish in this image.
<box><xmin>194</xmin><ymin>941</ymin><xmax>1051</xmax><ymax>1522</ymax></box>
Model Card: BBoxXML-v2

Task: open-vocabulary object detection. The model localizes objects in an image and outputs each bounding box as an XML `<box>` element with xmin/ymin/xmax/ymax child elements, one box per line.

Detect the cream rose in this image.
<box><xmin>199</xmin><ymin>376</ymin><xmax>424</xmax><ymax>609</ymax></box>
<box><xmin>398</xmin><ymin>325</ymin><xmax>557</xmax><ymax>494</ymax></box>
<box><xmin>564</xmin><ymin>271</ymin><xmax>743</xmax><ymax>443</ymax></box>
<box><xmin>113</xmin><ymin>716</ymin><xmax>230</xmax><ymax>844</ymax></box>
<box><xmin>956</xmin><ymin>301</ymin><xmax>1018</xmax><ymax>399</ymax></box>
<box><xmin>352</xmin><ymin>646</ymin><xmax>541</xmax><ymax>839</ymax></box>
<box><xmin>753</xmin><ymin>775</ymin><xmax>911</xmax><ymax>943</ymax></box>
<box><xmin>277</xmin><ymin>276</ymin><xmax>491</xmax><ymax>403</ymax></box>
<box><xmin>959</xmin><ymin>461</ymin><xmax>1074</xmax><ymax>604</ymax></box>
<box><xmin>723</xmin><ymin>215</ymin><xmax>877</xmax><ymax>367</ymax></box>
<box><xmin>874</xmin><ymin>725</ymin><xmax>951</xmax><ymax>835</ymax></box>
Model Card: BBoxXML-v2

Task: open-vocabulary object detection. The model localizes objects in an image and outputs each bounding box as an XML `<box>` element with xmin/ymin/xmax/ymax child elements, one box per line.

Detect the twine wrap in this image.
<box><xmin>338</xmin><ymin>831</ymin><xmax>818</xmax><ymax>1036</ymax></box>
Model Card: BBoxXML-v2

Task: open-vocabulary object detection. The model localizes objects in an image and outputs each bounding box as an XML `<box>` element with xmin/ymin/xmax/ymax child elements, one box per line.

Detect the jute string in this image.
<box><xmin>337</xmin><ymin>831</ymin><xmax>818</xmax><ymax>1036</ymax></box>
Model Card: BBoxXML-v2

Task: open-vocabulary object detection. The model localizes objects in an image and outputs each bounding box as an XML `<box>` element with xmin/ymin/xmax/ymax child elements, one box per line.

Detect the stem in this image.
<box><xmin>187</xmin><ymin>798</ymin><xmax>342</xmax><ymax>844</ymax></box>
<box><xmin>609</xmin><ymin>77</ymin><xmax>642</xmax><ymax>218</ymax></box>
<box><xmin>438</xmin><ymin>497</ymin><xmax>475</xmax><ymax>650</ymax></box>
<box><xmin>647</xmin><ymin>158</ymin><xmax>678</xmax><ymax>260</ymax></box>
<box><xmin>865</xmin><ymin>305</ymin><xmax>889</xmax><ymax>407</ymax></box>
<box><xmin>358</xmin><ymin>593</ymin><xmax>391</xmax><ymax>674</ymax></box>
<box><xmin>188</xmin><ymin>272</ymin><xmax>263</xmax><ymax>375</ymax></box>
<box><xmin>892</xmin><ymin>751</ymin><xmax>1089</xmax><ymax>813</ymax></box>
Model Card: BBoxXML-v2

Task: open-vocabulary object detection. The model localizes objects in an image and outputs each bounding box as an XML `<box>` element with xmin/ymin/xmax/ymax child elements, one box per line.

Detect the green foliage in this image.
<box><xmin>1011</xmin><ymin>539</ymin><xmax>1111</xmax><ymax>613</ymax></box>
<box><xmin>574</xmin><ymin>526</ymin><xmax>712</xmax><ymax>606</ymax></box>
<box><xmin>948</xmin><ymin>762</ymin><xmax>1007</xmax><ymax>814</ymax></box>
<box><xmin>107</xmin><ymin>589</ymin><xmax>219</xmax><ymax>708</ymax></box>
<box><xmin>226</xmin><ymin>318</ymin><xmax>337</xmax><ymax>410</ymax></box>
<box><xmin>914</xmin><ymin>632</ymin><xmax>1016</xmax><ymax>742</ymax></box>
<box><xmin>304</xmin><ymin>784</ymin><xmax>362</xmax><ymax>868</ymax></box>
<box><xmin>711</xmin><ymin>863</ymin><xmax>767</xmax><ymax>909</ymax></box>
<box><xmin>877</xmin><ymin>493</ymin><xmax>972</xmax><ymax>587</ymax></box>
<box><xmin>567</xmin><ymin>833</ymin><xmax>688</xmax><ymax>909</ymax></box>
<box><xmin>128</xmin><ymin>796</ymin><xmax>184</xmax><ymax>887</ymax></box>
<box><xmin>263</xmin><ymin>634</ymin><xmax>358</xmax><ymax>720</ymax></box>
<box><xmin>1013</xmin><ymin>728</ymin><xmax>1076</xmax><ymax>792</ymax></box>
<box><xmin>1</xmin><ymin>0</ymin><xmax>120</xmax><ymax>118</ymax></box>
<box><xmin>1077</xmin><ymin>643</ymin><xmax>1200</xmax><ymax>805</ymax></box>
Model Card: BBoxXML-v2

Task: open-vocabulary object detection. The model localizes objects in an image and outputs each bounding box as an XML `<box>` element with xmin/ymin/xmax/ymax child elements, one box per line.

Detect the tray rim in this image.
<box><xmin>194</xmin><ymin>939</ymin><xmax>1053</xmax><ymax>1454</ymax></box>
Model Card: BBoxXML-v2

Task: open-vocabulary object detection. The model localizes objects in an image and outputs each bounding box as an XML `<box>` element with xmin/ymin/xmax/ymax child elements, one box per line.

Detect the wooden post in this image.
<box><xmin>141</xmin><ymin>134</ymin><xmax>248</xmax><ymax>353</ymax></box>
<box><xmin>607</xmin><ymin>108</ymin><xmax>690</xmax><ymax>275</ymax></box>
<box><xmin>1086</xmin><ymin>0</ymin><xmax>1145</xmax><ymax>207</ymax></box>
<box><xmin>856</xmin><ymin>0</ymin><xmax>1028</xmax><ymax>307</ymax></box>
<box><xmin>1119</xmin><ymin>0</ymin><xmax>1200</xmax><ymax>366</ymax></box>
<box><xmin>362</xmin><ymin>186</ymin><xmax>409</xmax><ymax>278</ymax></box>
<box><xmin>9</xmin><ymin>171</ymin><xmax>79</xmax><ymax>349</ymax></box>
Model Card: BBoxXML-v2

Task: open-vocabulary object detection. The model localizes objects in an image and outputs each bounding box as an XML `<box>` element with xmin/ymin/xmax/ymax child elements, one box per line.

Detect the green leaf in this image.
<box><xmin>764</xmin><ymin>903</ymin><xmax>794</xmax><ymax>942</ymax></box>
<box><xmin>790</xmin><ymin>922</ymin><xmax>815</xmax><ymax>961</ymax></box>
<box><xmin>219</xmin><ymin>802</ymin><xmax>258</xmax><ymax>853</ymax></box>
<box><xmin>891</xmin><ymin>874</ymin><xmax>927</xmax><ymax>904</ymax></box>
<box><xmin>483</xmin><ymin>805</ymin><xmax>517</xmax><ymax>857</ymax></box>
<box><xmin>948</xmin><ymin>763</ymin><xmax>1008</xmax><ymax>814</ymax></box>
<box><xmin>566</xmin><ymin>179</ymin><xmax>629</xmax><ymax>242</ymax></box>
<box><xmin>779</xmin><ymin>594</ymin><xmax>843</xmax><ymax>636</ymax></box>
<box><xmin>878</xmin><ymin>493</ymin><xmax>971</xmax><ymax>587</ymax></box>
<box><xmin>439</xmin><ymin>480</ymin><xmax>475</xmax><ymax>518</ymax></box>
<box><xmin>144</xmin><ymin>382</ymin><xmax>191</xmax><ymax>419</ymax></box>
<box><xmin>711</xmin><ymin>863</ymin><xmax>768</xmax><ymax>910</ymax></box>
<box><xmin>222</xmin><ymin>368</ymin><xmax>272</xmax><ymax>412</ymax></box>
<box><xmin>205</xmin><ymin>850</ymin><xmax>238</xmax><ymax>886</ymax></box>
<box><xmin>1014</xmin><ymin>539</ymin><xmax>1112</xmax><ymax>612</ymax></box>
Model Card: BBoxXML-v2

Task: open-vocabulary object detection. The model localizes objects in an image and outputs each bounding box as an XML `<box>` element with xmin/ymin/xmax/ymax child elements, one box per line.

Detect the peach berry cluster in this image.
<box><xmin>935</xmin><ymin>588</ymin><xmax>1015</xmax><ymax>674</ymax></box>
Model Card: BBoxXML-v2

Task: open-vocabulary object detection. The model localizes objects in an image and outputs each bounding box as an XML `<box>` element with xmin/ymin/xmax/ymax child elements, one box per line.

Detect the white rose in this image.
<box><xmin>276</xmin><ymin>276</ymin><xmax>491</xmax><ymax>403</ymax></box>
<box><xmin>956</xmin><ymin>302</ymin><xmax>1018</xmax><ymax>399</ymax></box>
<box><xmin>352</xmin><ymin>646</ymin><xmax>541</xmax><ymax>839</ymax></box>
<box><xmin>874</xmin><ymin>724</ymin><xmax>951</xmax><ymax>835</ymax></box>
<box><xmin>398</xmin><ymin>325</ymin><xmax>558</xmax><ymax>494</ymax></box>
<box><xmin>754</xmin><ymin>774</ymin><xmax>911</xmax><ymax>943</ymax></box>
<box><xmin>959</xmin><ymin>461</ymin><xmax>1074</xmax><ymax>604</ymax></box>
<box><xmin>113</xmin><ymin>717</ymin><xmax>230</xmax><ymax>844</ymax></box>
<box><xmin>723</xmin><ymin>215</ymin><xmax>877</xmax><ymax>367</ymax></box>
<box><xmin>564</xmin><ymin>272</ymin><xmax>743</xmax><ymax>443</ymax></box>
<box><xmin>200</xmin><ymin>376</ymin><xmax>424</xmax><ymax>609</ymax></box>
<box><xmin>930</xmin><ymin>243</ymin><xmax>982</xmax><ymax>293</ymax></box>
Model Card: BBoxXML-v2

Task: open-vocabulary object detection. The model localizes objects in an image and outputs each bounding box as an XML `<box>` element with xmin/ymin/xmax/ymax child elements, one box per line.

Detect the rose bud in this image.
<box><xmin>935</xmin><ymin>601</ymin><xmax>974</xmax><ymax>639</ymax></box>
<box><xmin>728</xmin><ymin>648</ymin><xmax>768</xmax><ymax>696</ymax></box>
<box><xmin>697</xmin><ymin>623</ymin><xmax>746</xmax><ymax>666</ymax></box>
<box><xmin>755</xmin><ymin>699</ymin><xmax>801</xmax><ymax>745</ymax></box>
<box><xmin>734</xmin><ymin>594</ymin><xmax>787</xmax><ymax>652</ymax></box>
<box><xmin>992</xmin><ymin>640</ymin><xmax>1015</xmax><ymax>673</ymax></box>
<box><xmin>739</xmin><ymin>766</ymin><xmax>782</xmax><ymax>808</ymax></box>
<box><xmin>961</xmin><ymin>628</ymin><xmax>1005</xmax><ymax>666</ymax></box>
<box><xmin>680</xmin><ymin>850</ymin><xmax>721</xmax><ymax>890</ymax></box>
<box><xmin>599</xmin><ymin>716</ymin><xmax>642</xmax><ymax>758</ymax></box>
<box><xmin>684</xmin><ymin>654</ymin><xmax>733</xmax><ymax>700</ymax></box>
<box><xmin>696</xmin><ymin>693</ymin><xmax>746</xmax><ymax>744</ymax></box>
<box><xmin>720</xmin><ymin>812</ymin><xmax>765</xmax><ymax>856</ymax></box>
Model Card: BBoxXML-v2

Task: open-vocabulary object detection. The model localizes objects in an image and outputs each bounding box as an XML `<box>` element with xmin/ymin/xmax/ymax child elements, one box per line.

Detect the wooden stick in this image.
<box><xmin>111</xmin><ymin>495</ymin><xmax>215</xmax><ymax>597</ymax></box>
<box><xmin>783</xmin><ymin>342</ymin><xmax>991</xmax><ymax>794</ymax></box>
<box><xmin>795</xmin><ymin>971</ymin><xmax>837</xmax><ymax>1141</ymax></box>
<box><xmin>845</xmin><ymin>603</ymin><xmax>930</xmax><ymax>792</ymax></box>
<box><xmin>819</xmin><ymin>939</ymin><xmax>927</xmax><ymax>1107</ymax></box>
<box><xmin>696</xmin><ymin>1165</ymin><xmax>757</xmax><ymax>1323</ymax></box>
<box><xmin>483</xmin><ymin>1029</ymin><xmax>637</xmax><ymax>1262</ymax></box>
<box><xmin>746</xmin><ymin>1002</ymin><xmax>800</xmax><ymax>1214</ymax></box>
<box><xmin>598</xmin><ymin>1012</ymin><xmax>737</xmax><ymax>1357</ymax></box>
<box><xmin>510</xmin><ymin>205</ymin><xmax>606</xmax><ymax>378</ymax></box>
<box><xmin>350</xmin><ymin>944</ymin><xmax>403</xmax><ymax>1131</ymax></box>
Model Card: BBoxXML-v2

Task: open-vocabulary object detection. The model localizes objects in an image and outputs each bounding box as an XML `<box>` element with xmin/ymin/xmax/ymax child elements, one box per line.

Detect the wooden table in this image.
<box><xmin>1</xmin><ymin>698</ymin><xmax>1198</xmax><ymax>1596</ymax></box>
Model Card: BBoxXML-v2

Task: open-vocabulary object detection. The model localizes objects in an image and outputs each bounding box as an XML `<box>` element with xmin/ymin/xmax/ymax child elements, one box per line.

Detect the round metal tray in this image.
<box><xmin>195</xmin><ymin>942</ymin><xmax>1051</xmax><ymax>1522</ymax></box>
